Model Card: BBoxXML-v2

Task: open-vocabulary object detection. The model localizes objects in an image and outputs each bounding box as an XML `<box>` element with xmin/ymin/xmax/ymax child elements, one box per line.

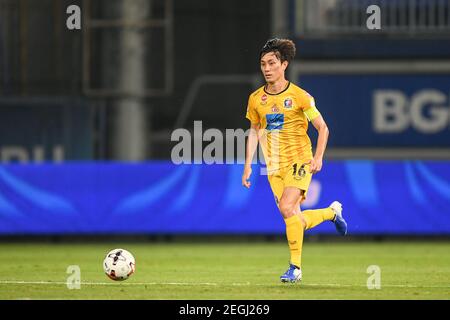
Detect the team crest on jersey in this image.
<box><xmin>271</xmin><ymin>105</ymin><xmax>279</xmax><ymax>113</ymax></box>
<box><xmin>261</xmin><ymin>94</ymin><xmax>267</xmax><ymax>105</ymax></box>
<box><xmin>284</xmin><ymin>98</ymin><xmax>293</xmax><ymax>108</ymax></box>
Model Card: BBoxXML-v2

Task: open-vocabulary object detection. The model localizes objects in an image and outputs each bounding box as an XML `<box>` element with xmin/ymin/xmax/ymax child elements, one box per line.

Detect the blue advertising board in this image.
<box><xmin>0</xmin><ymin>161</ymin><xmax>449</xmax><ymax>235</ymax></box>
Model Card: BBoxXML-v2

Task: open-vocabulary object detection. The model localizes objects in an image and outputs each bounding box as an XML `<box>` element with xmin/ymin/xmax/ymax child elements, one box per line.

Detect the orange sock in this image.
<box><xmin>303</xmin><ymin>208</ymin><xmax>335</xmax><ymax>230</ymax></box>
<box><xmin>284</xmin><ymin>215</ymin><xmax>304</xmax><ymax>268</ymax></box>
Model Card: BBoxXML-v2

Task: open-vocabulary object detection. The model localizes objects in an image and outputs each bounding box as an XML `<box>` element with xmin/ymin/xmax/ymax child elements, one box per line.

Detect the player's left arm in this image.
<box><xmin>301</xmin><ymin>93</ymin><xmax>329</xmax><ymax>174</ymax></box>
<box><xmin>309</xmin><ymin>115</ymin><xmax>329</xmax><ymax>174</ymax></box>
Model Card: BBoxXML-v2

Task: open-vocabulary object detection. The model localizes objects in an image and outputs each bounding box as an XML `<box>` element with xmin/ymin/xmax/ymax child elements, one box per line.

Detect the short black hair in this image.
<box><xmin>260</xmin><ymin>38</ymin><xmax>296</xmax><ymax>64</ymax></box>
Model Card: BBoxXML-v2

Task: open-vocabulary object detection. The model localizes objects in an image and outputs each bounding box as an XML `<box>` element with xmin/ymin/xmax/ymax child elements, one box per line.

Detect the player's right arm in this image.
<box><xmin>242</xmin><ymin>94</ymin><xmax>261</xmax><ymax>189</ymax></box>
<box><xmin>242</xmin><ymin>122</ymin><xmax>260</xmax><ymax>188</ymax></box>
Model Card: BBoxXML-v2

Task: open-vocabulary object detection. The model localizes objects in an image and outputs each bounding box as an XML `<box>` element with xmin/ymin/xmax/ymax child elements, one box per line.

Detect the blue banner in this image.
<box><xmin>299</xmin><ymin>74</ymin><xmax>450</xmax><ymax>147</ymax></box>
<box><xmin>0</xmin><ymin>161</ymin><xmax>449</xmax><ymax>235</ymax></box>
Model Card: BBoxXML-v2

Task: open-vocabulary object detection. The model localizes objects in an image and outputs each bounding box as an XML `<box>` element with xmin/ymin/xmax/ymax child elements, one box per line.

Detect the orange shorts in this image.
<box><xmin>267</xmin><ymin>162</ymin><xmax>312</xmax><ymax>205</ymax></box>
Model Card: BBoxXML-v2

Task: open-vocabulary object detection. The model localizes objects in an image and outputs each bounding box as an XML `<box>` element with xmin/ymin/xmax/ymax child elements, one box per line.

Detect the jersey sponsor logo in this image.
<box><xmin>266</xmin><ymin>113</ymin><xmax>284</xmax><ymax>131</ymax></box>
<box><xmin>284</xmin><ymin>98</ymin><xmax>293</xmax><ymax>108</ymax></box>
<box><xmin>271</xmin><ymin>105</ymin><xmax>280</xmax><ymax>113</ymax></box>
<box><xmin>261</xmin><ymin>94</ymin><xmax>268</xmax><ymax>105</ymax></box>
<box><xmin>261</xmin><ymin>94</ymin><xmax>267</xmax><ymax>101</ymax></box>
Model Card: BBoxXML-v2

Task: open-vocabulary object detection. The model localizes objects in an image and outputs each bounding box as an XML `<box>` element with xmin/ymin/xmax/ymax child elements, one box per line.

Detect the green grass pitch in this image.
<box><xmin>0</xmin><ymin>241</ymin><xmax>449</xmax><ymax>300</ymax></box>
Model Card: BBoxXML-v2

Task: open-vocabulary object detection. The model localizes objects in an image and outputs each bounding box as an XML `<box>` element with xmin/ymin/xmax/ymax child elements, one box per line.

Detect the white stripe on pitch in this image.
<box><xmin>0</xmin><ymin>280</ymin><xmax>449</xmax><ymax>289</ymax></box>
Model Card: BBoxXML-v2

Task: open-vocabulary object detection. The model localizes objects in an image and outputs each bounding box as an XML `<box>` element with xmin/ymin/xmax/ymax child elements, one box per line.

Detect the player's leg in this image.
<box><xmin>278</xmin><ymin>186</ymin><xmax>304</xmax><ymax>283</ymax></box>
<box><xmin>268</xmin><ymin>171</ymin><xmax>304</xmax><ymax>282</ymax></box>
<box><xmin>268</xmin><ymin>172</ymin><xmax>304</xmax><ymax>264</ymax></box>
<box><xmin>293</xmin><ymin>196</ymin><xmax>306</xmax><ymax>224</ymax></box>
<box><xmin>301</xmin><ymin>201</ymin><xmax>347</xmax><ymax>235</ymax></box>
<box><xmin>285</xmin><ymin>161</ymin><xmax>311</xmax><ymax>229</ymax></box>
<box><xmin>302</xmin><ymin>206</ymin><xmax>335</xmax><ymax>230</ymax></box>
<box><xmin>291</xmin><ymin>162</ymin><xmax>348</xmax><ymax>235</ymax></box>
<box><xmin>277</xmin><ymin>162</ymin><xmax>312</xmax><ymax>276</ymax></box>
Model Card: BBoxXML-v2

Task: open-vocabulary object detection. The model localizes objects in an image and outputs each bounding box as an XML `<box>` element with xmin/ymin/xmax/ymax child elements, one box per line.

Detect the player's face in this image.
<box><xmin>260</xmin><ymin>52</ymin><xmax>287</xmax><ymax>84</ymax></box>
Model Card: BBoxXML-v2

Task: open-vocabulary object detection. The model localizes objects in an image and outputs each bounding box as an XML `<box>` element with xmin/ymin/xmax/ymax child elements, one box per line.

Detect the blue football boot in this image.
<box><xmin>330</xmin><ymin>201</ymin><xmax>347</xmax><ymax>235</ymax></box>
<box><xmin>280</xmin><ymin>263</ymin><xmax>302</xmax><ymax>283</ymax></box>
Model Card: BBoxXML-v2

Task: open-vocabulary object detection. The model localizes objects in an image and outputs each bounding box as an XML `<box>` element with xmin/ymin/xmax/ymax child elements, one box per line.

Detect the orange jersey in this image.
<box><xmin>245</xmin><ymin>82</ymin><xmax>321</xmax><ymax>172</ymax></box>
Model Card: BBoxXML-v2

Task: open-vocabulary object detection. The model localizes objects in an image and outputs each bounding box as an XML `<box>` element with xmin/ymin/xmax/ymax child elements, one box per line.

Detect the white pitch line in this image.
<box><xmin>0</xmin><ymin>280</ymin><xmax>449</xmax><ymax>289</ymax></box>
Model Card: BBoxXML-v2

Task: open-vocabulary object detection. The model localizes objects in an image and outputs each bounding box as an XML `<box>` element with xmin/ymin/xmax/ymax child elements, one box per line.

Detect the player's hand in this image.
<box><xmin>242</xmin><ymin>166</ymin><xmax>252</xmax><ymax>188</ymax></box>
<box><xmin>309</xmin><ymin>157</ymin><xmax>323</xmax><ymax>174</ymax></box>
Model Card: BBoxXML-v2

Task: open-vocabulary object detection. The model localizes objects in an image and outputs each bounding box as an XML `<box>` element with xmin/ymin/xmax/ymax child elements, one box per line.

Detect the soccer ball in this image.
<box><xmin>103</xmin><ymin>248</ymin><xmax>136</xmax><ymax>281</ymax></box>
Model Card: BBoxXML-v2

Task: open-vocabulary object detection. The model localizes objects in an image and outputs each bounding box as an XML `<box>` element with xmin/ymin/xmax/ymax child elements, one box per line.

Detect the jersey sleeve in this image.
<box><xmin>299</xmin><ymin>92</ymin><xmax>321</xmax><ymax>122</ymax></box>
<box><xmin>245</xmin><ymin>95</ymin><xmax>260</xmax><ymax>124</ymax></box>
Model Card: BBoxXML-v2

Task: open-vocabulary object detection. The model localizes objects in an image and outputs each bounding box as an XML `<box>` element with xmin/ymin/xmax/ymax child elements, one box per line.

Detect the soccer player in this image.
<box><xmin>242</xmin><ymin>38</ymin><xmax>347</xmax><ymax>283</ymax></box>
